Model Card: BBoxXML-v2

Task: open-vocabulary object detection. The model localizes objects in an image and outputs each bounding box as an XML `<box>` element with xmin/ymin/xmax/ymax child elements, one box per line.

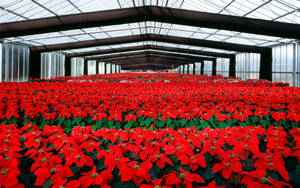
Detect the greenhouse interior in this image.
<box><xmin>0</xmin><ymin>0</ymin><xmax>300</xmax><ymax>187</ymax></box>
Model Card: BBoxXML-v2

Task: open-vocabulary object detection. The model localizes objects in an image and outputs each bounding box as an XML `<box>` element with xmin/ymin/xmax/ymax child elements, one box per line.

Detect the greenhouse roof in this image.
<box><xmin>0</xmin><ymin>0</ymin><xmax>299</xmax><ymax>55</ymax></box>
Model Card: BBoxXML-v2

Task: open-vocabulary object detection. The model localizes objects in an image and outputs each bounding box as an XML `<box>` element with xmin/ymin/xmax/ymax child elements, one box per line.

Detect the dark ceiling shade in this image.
<box><xmin>109</xmin><ymin>56</ymin><xmax>191</xmax><ymax>66</ymax></box>
<box><xmin>0</xmin><ymin>6</ymin><xmax>299</xmax><ymax>39</ymax></box>
<box><xmin>121</xmin><ymin>64</ymin><xmax>174</xmax><ymax>70</ymax></box>
<box><xmin>30</xmin><ymin>34</ymin><xmax>268</xmax><ymax>53</ymax></box>
<box><xmin>67</xmin><ymin>44</ymin><xmax>234</xmax><ymax>58</ymax></box>
<box><xmin>106</xmin><ymin>55</ymin><xmax>197</xmax><ymax>66</ymax></box>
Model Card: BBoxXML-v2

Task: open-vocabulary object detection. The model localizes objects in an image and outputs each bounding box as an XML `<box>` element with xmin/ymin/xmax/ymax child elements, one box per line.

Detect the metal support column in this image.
<box><xmin>201</xmin><ymin>62</ymin><xmax>204</xmax><ymax>75</ymax></box>
<box><xmin>96</xmin><ymin>62</ymin><xmax>99</xmax><ymax>74</ymax></box>
<box><xmin>212</xmin><ymin>59</ymin><xmax>217</xmax><ymax>76</ymax></box>
<box><xmin>193</xmin><ymin>63</ymin><xmax>196</xmax><ymax>74</ymax></box>
<box><xmin>229</xmin><ymin>55</ymin><xmax>236</xmax><ymax>77</ymax></box>
<box><xmin>29</xmin><ymin>50</ymin><xmax>41</xmax><ymax>79</ymax></box>
<box><xmin>84</xmin><ymin>59</ymin><xmax>88</xmax><ymax>75</ymax></box>
<box><xmin>259</xmin><ymin>48</ymin><xmax>272</xmax><ymax>81</ymax></box>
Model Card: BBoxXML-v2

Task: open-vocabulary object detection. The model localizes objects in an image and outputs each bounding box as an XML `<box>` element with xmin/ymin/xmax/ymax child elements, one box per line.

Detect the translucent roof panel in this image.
<box><xmin>0</xmin><ymin>0</ymin><xmax>299</xmax><ymax>55</ymax></box>
<box><xmin>65</xmin><ymin>41</ymin><xmax>236</xmax><ymax>55</ymax></box>
<box><xmin>5</xmin><ymin>21</ymin><xmax>294</xmax><ymax>47</ymax></box>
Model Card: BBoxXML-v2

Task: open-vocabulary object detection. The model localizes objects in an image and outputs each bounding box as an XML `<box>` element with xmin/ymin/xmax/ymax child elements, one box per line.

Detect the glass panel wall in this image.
<box><xmin>99</xmin><ymin>62</ymin><xmax>105</xmax><ymax>74</ymax></box>
<box><xmin>189</xmin><ymin>63</ymin><xmax>194</xmax><ymax>74</ymax></box>
<box><xmin>272</xmin><ymin>44</ymin><xmax>299</xmax><ymax>86</ymax></box>
<box><xmin>203</xmin><ymin>60</ymin><xmax>212</xmax><ymax>76</ymax></box>
<box><xmin>106</xmin><ymin>63</ymin><xmax>111</xmax><ymax>74</ymax></box>
<box><xmin>296</xmin><ymin>44</ymin><xmax>300</xmax><ymax>87</ymax></box>
<box><xmin>0</xmin><ymin>43</ymin><xmax>2</xmax><ymax>82</ymax></box>
<box><xmin>184</xmin><ymin>64</ymin><xmax>188</xmax><ymax>74</ymax></box>
<box><xmin>111</xmin><ymin>64</ymin><xmax>116</xmax><ymax>73</ymax></box>
<box><xmin>216</xmin><ymin>58</ymin><xmax>230</xmax><ymax>77</ymax></box>
<box><xmin>195</xmin><ymin>62</ymin><xmax>201</xmax><ymax>75</ymax></box>
<box><xmin>0</xmin><ymin>42</ymin><xmax>30</xmax><ymax>82</ymax></box>
<box><xmin>71</xmin><ymin>57</ymin><xmax>84</xmax><ymax>77</ymax></box>
<box><xmin>115</xmin><ymin>65</ymin><xmax>120</xmax><ymax>73</ymax></box>
<box><xmin>41</xmin><ymin>52</ymin><xmax>65</xmax><ymax>79</ymax></box>
<box><xmin>236</xmin><ymin>53</ymin><xmax>260</xmax><ymax>80</ymax></box>
<box><xmin>88</xmin><ymin>60</ymin><xmax>97</xmax><ymax>75</ymax></box>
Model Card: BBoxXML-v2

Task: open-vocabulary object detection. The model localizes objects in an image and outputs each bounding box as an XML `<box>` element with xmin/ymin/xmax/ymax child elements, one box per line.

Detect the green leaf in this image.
<box><xmin>95</xmin><ymin>160</ymin><xmax>106</xmax><ymax>171</ymax></box>
<box><xmin>65</xmin><ymin>119</ymin><xmax>72</xmax><ymax>128</ymax></box>
<box><xmin>180</xmin><ymin>119</ymin><xmax>188</xmax><ymax>126</ymax></box>
<box><xmin>96</xmin><ymin>120</ymin><xmax>103</xmax><ymax>128</ymax></box>
<box><xmin>158</xmin><ymin>121</ymin><xmax>166</xmax><ymax>128</ymax></box>
<box><xmin>115</xmin><ymin>121</ymin><xmax>121</xmax><ymax>129</ymax></box>
<box><xmin>124</xmin><ymin>121</ymin><xmax>133</xmax><ymax>129</ymax></box>
<box><xmin>145</xmin><ymin>117</ymin><xmax>152</xmax><ymax>126</ymax></box>
<box><xmin>208</xmin><ymin>117</ymin><xmax>217</xmax><ymax>128</ymax></box>
<box><xmin>261</xmin><ymin>119</ymin><xmax>270</xmax><ymax>128</ymax></box>
<box><xmin>43</xmin><ymin>179</ymin><xmax>51</xmax><ymax>188</ymax></box>
<box><xmin>80</xmin><ymin>121</ymin><xmax>85</xmax><ymax>127</ymax></box>
<box><xmin>9</xmin><ymin>118</ymin><xmax>17</xmax><ymax>124</ymax></box>
<box><xmin>202</xmin><ymin>168</ymin><xmax>214</xmax><ymax>181</ymax></box>
<box><xmin>242</xmin><ymin>158</ymin><xmax>254</xmax><ymax>171</ymax></box>
<box><xmin>47</xmin><ymin>144</ymin><xmax>55</xmax><ymax>148</ymax></box>
<box><xmin>65</xmin><ymin>128</ymin><xmax>71</xmax><ymax>134</ymax></box>
<box><xmin>267</xmin><ymin>170</ymin><xmax>279</xmax><ymax>180</ymax></box>
<box><xmin>112</xmin><ymin>182</ymin><xmax>135</xmax><ymax>188</ymax></box>
<box><xmin>233</xmin><ymin>174</ymin><xmax>238</xmax><ymax>185</ymax></box>
<box><xmin>251</xmin><ymin>116</ymin><xmax>259</xmax><ymax>124</ymax></box>
<box><xmin>178</xmin><ymin>165</ymin><xmax>191</xmax><ymax>171</ymax></box>
<box><xmin>188</xmin><ymin>119</ymin><xmax>198</xmax><ymax>127</ymax></box>
<box><xmin>199</xmin><ymin>120</ymin><xmax>209</xmax><ymax>129</ymax></box>
<box><xmin>169</xmin><ymin>155</ymin><xmax>179</xmax><ymax>164</ymax></box>
<box><xmin>289</xmin><ymin>172</ymin><xmax>300</xmax><ymax>187</ymax></box>
<box><xmin>218</xmin><ymin>122</ymin><xmax>227</xmax><ymax>129</ymax></box>
<box><xmin>165</xmin><ymin>118</ymin><xmax>172</xmax><ymax>126</ymax></box>
<box><xmin>296</xmin><ymin>164</ymin><xmax>300</xmax><ymax>176</ymax></box>
<box><xmin>70</xmin><ymin>165</ymin><xmax>81</xmax><ymax>174</ymax></box>
<box><xmin>108</xmin><ymin>120</ymin><xmax>114</xmax><ymax>128</ymax></box>
<box><xmin>149</xmin><ymin>165</ymin><xmax>160</xmax><ymax>179</ymax></box>
<box><xmin>24</xmin><ymin>118</ymin><xmax>30</xmax><ymax>123</ymax></box>
<box><xmin>92</xmin><ymin>125</ymin><xmax>97</xmax><ymax>130</ymax></box>
<box><xmin>240</xmin><ymin>122</ymin><xmax>247</xmax><ymax>127</ymax></box>
<box><xmin>173</xmin><ymin>119</ymin><xmax>180</xmax><ymax>127</ymax></box>
<box><xmin>1</xmin><ymin>119</ymin><xmax>8</xmax><ymax>124</ymax></box>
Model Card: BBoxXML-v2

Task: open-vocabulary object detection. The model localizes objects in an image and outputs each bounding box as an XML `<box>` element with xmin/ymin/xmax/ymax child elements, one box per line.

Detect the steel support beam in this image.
<box><xmin>31</xmin><ymin>34</ymin><xmax>267</xmax><ymax>53</ymax></box>
<box><xmin>67</xmin><ymin>45</ymin><xmax>234</xmax><ymax>58</ymax></box>
<box><xmin>86</xmin><ymin>50</ymin><xmax>214</xmax><ymax>62</ymax></box>
<box><xmin>106</xmin><ymin>55</ymin><xmax>190</xmax><ymax>66</ymax></box>
<box><xmin>1</xmin><ymin>6</ymin><xmax>299</xmax><ymax>39</ymax></box>
<box><xmin>87</xmin><ymin>51</ymin><xmax>212</xmax><ymax>63</ymax></box>
<box><xmin>122</xmin><ymin>63</ymin><xmax>174</xmax><ymax>70</ymax></box>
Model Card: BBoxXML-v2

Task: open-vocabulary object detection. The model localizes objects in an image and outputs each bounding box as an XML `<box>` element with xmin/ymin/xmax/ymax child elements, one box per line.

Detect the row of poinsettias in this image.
<box><xmin>1</xmin><ymin>123</ymin><xmax>300</xmax><ymax>188</ymax></box>
<box><xmin>1</xmin><ymin>74</ymin><xmax>299</xmax><ymax>125</ymax></box>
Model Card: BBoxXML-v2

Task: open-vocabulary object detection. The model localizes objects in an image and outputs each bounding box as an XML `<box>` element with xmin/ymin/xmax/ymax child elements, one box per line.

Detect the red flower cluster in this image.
<box><xmin>1</xmin><ymin>123</ymin><xmax>300</xmax><ymax>187</ymax></box>
<box><xmin>0</xmin><ymin>74</ymin><xmax>299</xmax><ymax>128</ymax></box>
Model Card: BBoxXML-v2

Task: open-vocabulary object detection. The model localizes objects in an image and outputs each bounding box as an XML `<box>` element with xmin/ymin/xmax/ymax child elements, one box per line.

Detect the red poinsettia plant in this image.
<box><xmin>1</xmin><ymin>123</ymin><xmax>300</xmax><ymax>188</ymax></box>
